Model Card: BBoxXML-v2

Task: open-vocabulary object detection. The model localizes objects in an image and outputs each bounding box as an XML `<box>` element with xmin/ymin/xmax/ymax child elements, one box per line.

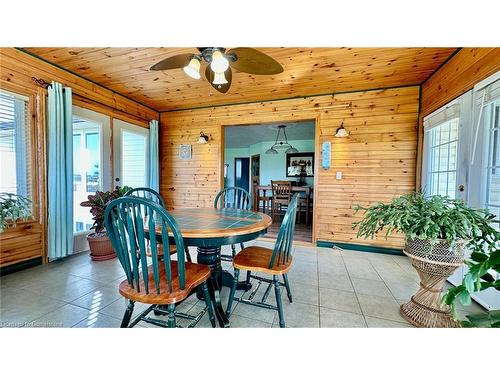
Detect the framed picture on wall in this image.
<box><xmin>286</xmin><ymin>152</ymin><xmax>314</xmax><ymax>177</ymax></box>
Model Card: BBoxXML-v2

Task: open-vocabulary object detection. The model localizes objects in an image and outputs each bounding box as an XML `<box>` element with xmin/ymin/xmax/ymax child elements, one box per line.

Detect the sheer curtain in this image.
<box><xmin>47</xmin><ymin>82</ymin><xmax>73</xmax><ymax>259</ymax></box>
<box><xmin>148</xmin><ymin>119</ymin><xmax>160</xmax><ymax>192</ymax></box>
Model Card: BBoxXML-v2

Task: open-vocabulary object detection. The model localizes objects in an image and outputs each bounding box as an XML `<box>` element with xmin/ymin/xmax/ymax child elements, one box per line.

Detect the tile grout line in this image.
<box><xmin>339</xmin><ymin>251</ymin><xmax>368</xmax><ymax>328</ymax></box>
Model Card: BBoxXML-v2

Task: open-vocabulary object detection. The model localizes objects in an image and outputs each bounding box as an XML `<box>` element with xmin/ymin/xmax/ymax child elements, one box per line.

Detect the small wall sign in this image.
<box><xmin>321</xmin><ymin>141</ymin><xmax>331</xmax><ymax>170</ymax></box>
<box><xmin>179</xmin><ymin>144</ymin><xmax>192</xmax><ymax>160</ymax></box>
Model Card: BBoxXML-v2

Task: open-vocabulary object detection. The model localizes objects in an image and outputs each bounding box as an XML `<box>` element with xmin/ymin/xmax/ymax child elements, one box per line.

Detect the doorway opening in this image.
<box><xmin>223</xmin><ymin>120</ymin><xmax>316</xmax><ymax>243</ymax></box>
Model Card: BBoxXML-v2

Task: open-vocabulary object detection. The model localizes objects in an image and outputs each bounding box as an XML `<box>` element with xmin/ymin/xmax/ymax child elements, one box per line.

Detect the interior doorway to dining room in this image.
<box><xmin>223</xmin><ymin>120</ymin><xmax>316</xmax><ymax>243</ymax></box>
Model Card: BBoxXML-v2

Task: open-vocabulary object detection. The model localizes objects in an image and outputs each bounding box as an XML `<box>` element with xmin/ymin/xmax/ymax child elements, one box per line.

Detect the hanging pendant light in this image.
<box><xmin>265</xmin><ymin>125</ymin><xmax>299</xmax><ymax>154</ymax></box>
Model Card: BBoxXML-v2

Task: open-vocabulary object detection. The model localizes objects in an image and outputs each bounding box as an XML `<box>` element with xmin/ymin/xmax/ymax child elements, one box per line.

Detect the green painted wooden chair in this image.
<box><xmin>104</xmin><ymin>196</ymin><xmax>216</xmax><ymax>328</ymax></box>
<box><xmin>214</xmin><ymin>187</ymin><xmax>252</xmax><ymax>262</ymax></box>
<box><xmin>125</xmin><ymin>187</ymin><xmax>192</xmax><ymax>263</ymax></box>
<box><xmin>226</xmin><ymin>193</ymin><xmax>299</xmax><ymax>328</ymax></box>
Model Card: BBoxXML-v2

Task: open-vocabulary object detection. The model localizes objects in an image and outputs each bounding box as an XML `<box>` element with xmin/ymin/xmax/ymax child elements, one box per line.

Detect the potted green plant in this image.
<box><xmin>443</xmin><ymin>217</ymin><xmax>499</xmax><ymax>327</ymax></box>
<box><xmin>80</xmin><ymin>186</ymin><xmax>131</xmax><ymax>261</ymax></box>
<box><xmin>0</xmin><ymin>193</ymin><xmax>32</xmax><ymax>232</ymax></box>
<box><xmin>353</xmin><ymin>192</ymin><xmax>498</xmax><ymax>327</ymax></box>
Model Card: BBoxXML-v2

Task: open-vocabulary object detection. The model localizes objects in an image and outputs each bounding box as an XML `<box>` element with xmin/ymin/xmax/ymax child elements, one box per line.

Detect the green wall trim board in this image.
<box><xmin>316</xmin><ymin>240</ymin><xmax>405</xmax><ymax>256</ymax></box>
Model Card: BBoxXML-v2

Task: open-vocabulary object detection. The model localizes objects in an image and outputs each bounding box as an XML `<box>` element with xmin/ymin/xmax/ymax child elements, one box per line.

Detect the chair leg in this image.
<box><xmin>201</xmin><ymin>282</ymin><xmax>216</xmax><ymax>327</ymax></box>
<box><xmin>185</xmin><ymin>246</ymin><xmax>192</xmax><ymax>263</ymax></box>
<box><xmin>167</xmin><ymin>303</ymin><xmax>176</xmax><ymax>328</ymax></box>
<box><xmin>231</xmin><ymin>244</ymin><xmax>236</xmax><ymax>258</ymax></box>
<box><xmin>283</xmin><ymin>274</ymin><xmax>293</xmax><ymax>303</ymax></box>
<box><xmin>273</xmin><ymin>275</ymin><xmax>285</xmax><ymax>328</ymax></box>
<box><xmin>240</xmin><ymin>242</ymin><xmax>245</xmax><ymax>251</ymax></box>
<box><xmin>226</xmin><ymin>268</ymin><xmax>240</xmax><ymax>318</ymax></box>
<box><xmin>246</xmin><ymin>270</ymin><xmax>251</xmax><ymax>284</ymax></box>
<box><xmin>120</xmin><ymin>300</ymin><xmax>135</xmax><ymax>328</ymax></box>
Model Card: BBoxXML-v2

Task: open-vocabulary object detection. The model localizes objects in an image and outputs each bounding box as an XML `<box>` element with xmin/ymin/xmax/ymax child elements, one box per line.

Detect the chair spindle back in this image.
<box><xmin>104</xmin><ymin>196</ymin><xmax>186</xmax><ymax>295</ymax></box>
<box><xmin>214</xmin><ymin>187</ymin><xmax>251</xmax><ymax>210</ymax></box>
<box><xmin>269</xmin><ymin>193</ymin><xmax>299</xmax><ymax>268</ymax></box>
<box><xmin>125</xmin><ymin>187</ymin><xmax>166</xmax><ymax>207</ymax></box>
<box><xmin>271</xmin><ymin>180</ymin><xmax>292</xmax><ymax>201</ymax></box>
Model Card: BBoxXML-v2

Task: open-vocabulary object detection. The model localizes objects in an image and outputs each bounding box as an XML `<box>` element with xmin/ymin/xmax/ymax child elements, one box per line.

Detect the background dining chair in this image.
<box><xmin>226</xmin><ymin>194</ymin><xmax>299</xmax><ymax>328</ymax></box>
<box><xmin>214</xmin><ymin>187</ymin><xmax>251</xmax><ymax>262</ymax></box>
<box><xmin>271</xmin><ymin>180</ymin><xmax>292</xmax><ymax>221</ymax></box>
<box><xmin>104</xmin><ymin>196</ymin><xmax>216</xmax><ymax>328</ymax></box>
<box><xmin>253</xmin><ymin>183</ymin><xmax>271</xmax><ymax>214</ymax></box>
<box><xmin>125</xmin><ymin>187</ymin><xmax>192</xmax><ymax>263</ymax></box>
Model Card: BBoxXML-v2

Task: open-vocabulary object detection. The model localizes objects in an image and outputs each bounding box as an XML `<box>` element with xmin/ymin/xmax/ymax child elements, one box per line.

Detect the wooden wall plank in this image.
<box><xmin>0</xmin><ymin>48</ymin><xmax>158</xmax><ymax>121</ymax></box>
<box><xmin>160</xmin><ymin>86</ymin><xmax>419</xmax><ymax>250</ymax></box>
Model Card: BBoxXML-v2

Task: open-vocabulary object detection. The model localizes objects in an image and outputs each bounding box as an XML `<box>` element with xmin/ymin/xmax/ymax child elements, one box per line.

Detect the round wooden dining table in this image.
<box><xmin>150</xmin><ymin>207</ymin><xmax>272</xmax><ymax>327</ymax></box>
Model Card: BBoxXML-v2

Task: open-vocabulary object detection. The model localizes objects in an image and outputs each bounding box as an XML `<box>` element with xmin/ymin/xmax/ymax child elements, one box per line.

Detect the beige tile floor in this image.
<box><xmin>0</xmin><ymin>241</ymin><xmax>485</xmax><ymax>328</ymax></box>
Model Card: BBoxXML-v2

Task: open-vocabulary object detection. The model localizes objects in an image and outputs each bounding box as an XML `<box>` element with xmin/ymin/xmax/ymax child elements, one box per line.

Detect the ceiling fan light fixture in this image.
<box><xmin>183</xmin><ymin>57</ymin><xmax>201</xmax><ymax>79</ymax></box>
<box><xmin>210</xmin><ymin>50</ymin><xmax>229</xmax><ymax>73</ymax></box>
<box><xmin>212</xmin><ymin>72</ymin><xmax>228</xmax><ymax>85</ymax></box>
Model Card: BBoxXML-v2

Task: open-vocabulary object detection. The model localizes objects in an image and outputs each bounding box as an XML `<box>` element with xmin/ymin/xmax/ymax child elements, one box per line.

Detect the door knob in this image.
<box><xmin>458</xmin><ymin>184</ymin><xmax>465</xmax><ymax>192</ymax></box>
<box><xmin>115</xmin><ymin>177</ymin><xmax>120</xmax><ymax>182</ymax></box>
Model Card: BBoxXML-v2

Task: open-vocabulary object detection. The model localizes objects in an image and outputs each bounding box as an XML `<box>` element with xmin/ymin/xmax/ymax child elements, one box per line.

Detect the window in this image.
<box><xmin>121</xmin><ymin>129</ymin><xmax>148</xmax><ymax>188</ymax></box>
<box><xmin>0</xmin><ymin>89</ymin><xmax>32</xmax><ymax>208</ymax></box>
<box><xmin>75</xmin><ymin>221</ymin><xmax>84</xmax><ymax>232</ymax></box>
<box><xmin>427</xmin><ymin>118</ymin><xmax>459</xmax><ymax>198</ymax></box>
<box><xmin>423</xmin><ymin>102</ymin><xmax>461</xmax><ymax>199</ymax></box>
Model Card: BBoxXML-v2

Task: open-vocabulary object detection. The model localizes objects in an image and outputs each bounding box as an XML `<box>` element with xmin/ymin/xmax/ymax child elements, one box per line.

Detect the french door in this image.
<box><xmin>112</xmin><ymin>119</ymin><xmax>149</xmax><ymax>189</ymax></box>
<box><xmin>71</xmin><ymin>111</ymin><xmax>150</xmax><ymax>253</ymax></box>
<box><xmin>72</xmin><ymin>106</ymin><xmax>111</xmax><ymax>253</ymax></box>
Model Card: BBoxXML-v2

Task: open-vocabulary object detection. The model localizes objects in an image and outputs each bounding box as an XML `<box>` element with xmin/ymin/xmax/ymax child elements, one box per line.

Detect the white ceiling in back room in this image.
<box><xmin>224</xmin><ymin>121</ymin><xmax>315</xmax><ymax>149</ymax></box>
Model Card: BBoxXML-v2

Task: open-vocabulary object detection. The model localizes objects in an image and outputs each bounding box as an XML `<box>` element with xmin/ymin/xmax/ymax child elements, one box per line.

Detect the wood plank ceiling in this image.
<box><xmin>23</xmin><ymin>47</ymin><xmax>457</xmax><ymax>111</ymax></box>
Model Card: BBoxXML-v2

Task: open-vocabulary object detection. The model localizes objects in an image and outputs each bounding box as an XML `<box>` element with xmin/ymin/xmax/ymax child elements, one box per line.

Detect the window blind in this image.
<box><xmin>0</xmin><ymin>89</ymin><xmax>32</xmax><ymax>201</ymax></box>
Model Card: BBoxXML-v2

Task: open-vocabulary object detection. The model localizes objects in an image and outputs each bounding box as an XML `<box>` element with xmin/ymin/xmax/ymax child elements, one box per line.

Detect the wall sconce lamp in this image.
<box><xmin>198</xmin><ymin>131</ymin><xmax>209</xmax><ymax>144</ymax></box>
<box><xmin>335</xmin><ymin>122</ymin><xmax>349</xmax><ymax>138</ymax></box>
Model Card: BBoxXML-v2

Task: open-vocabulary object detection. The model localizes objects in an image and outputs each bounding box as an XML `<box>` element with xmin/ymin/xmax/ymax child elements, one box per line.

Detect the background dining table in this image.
<box><xmin>253</xmin><ymin>185</ymin><xmax>313</xmax><ymax>225</ymax></box>
<box><xmin>148</xmin><ymin>207</ymin><xmax>272</xmax><ymax>327</ymax></box>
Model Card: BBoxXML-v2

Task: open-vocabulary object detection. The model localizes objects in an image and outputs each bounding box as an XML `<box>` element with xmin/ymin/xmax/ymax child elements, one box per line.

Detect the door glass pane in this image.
<box><xmin>486</xmin><ymin>101</ymin><xmax>500</xmax><ymax>228</ymax></box>
<box><xmin>73</xmin><ymin>117</ymin><xmax>101</xmax><ymax>233</ymax></box>
<box><xmin>426</xmin><ymin>117</ymin><xmax>459</xmax><ymax>198</ymax></box>
<box><xmin>121</xmin><ymin>130</ymin><xmax>147</xmax><ymax>188</ymax></box>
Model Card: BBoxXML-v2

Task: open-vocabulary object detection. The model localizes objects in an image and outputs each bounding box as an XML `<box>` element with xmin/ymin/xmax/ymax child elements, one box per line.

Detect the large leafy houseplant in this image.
<box><xmin>80</xmin><ymin>186</ymin><xmax>132</xmax><ymax>234</ymax></box>
<box><xmin>0</xmin><ymin>193</ymin><xmax>32</xmax><ymax>232</ymax></box>
<box><xmin>353</xmin><ymin>192</ymin><xmax>499</xmax><ymax>327</ymax></box>
<box><xmin>353</xmin><ymin>192</ymin><xmax>496</xmax><ymax>245</ymax></box>
<box><xmin>80</xmin><ymin>186</ymin><xmax>131</xmax><ymax>260</ymax></box>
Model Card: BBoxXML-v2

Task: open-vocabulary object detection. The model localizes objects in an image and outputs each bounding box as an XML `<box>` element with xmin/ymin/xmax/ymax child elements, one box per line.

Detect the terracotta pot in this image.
<box><xmin>87</xmin><ymin>232</ymin><xmax>116</xmax><ymax>261</ymax></box>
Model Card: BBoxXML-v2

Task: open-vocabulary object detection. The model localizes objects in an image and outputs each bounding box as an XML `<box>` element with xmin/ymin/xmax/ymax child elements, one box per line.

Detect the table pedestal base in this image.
<box><xmin>400</xmin><ymin>256</ymin><xmax>460</xmax><ymax>328</ymax></box>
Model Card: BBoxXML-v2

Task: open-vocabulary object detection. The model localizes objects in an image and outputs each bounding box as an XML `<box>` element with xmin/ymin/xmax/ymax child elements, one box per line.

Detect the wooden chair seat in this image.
<box><xmin>233</xmin><ymin>246</ymin><xmax>293</xmax><ymax>275</ymax></box>
<box><xmin>119</xmin><ymin>261</ymin><xmax>210</xmax><ymax>305</ymax></box>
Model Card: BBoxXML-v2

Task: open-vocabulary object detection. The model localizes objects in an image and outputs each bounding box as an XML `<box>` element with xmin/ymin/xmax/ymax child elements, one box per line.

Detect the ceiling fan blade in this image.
<box><xmin>227</xmin><ymin>48</ymin><xmax>283</xmax><ymax>75</ymax></box>
<box><xmin>150</xmin><ymin>53</ymin><xmax>194</xmax><ymax>71</ymax></box>
<box><xmin>205</xmin><ymin>65</ymin><xmax>232</xmax><ymax>94</ymax></box>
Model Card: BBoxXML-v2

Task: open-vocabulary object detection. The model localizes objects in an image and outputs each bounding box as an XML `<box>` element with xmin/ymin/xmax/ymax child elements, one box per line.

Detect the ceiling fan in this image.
<box><xmin>149</xmin><ymin>47</ymin><xmax>284</xmax><ymax>94</ymax></box>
